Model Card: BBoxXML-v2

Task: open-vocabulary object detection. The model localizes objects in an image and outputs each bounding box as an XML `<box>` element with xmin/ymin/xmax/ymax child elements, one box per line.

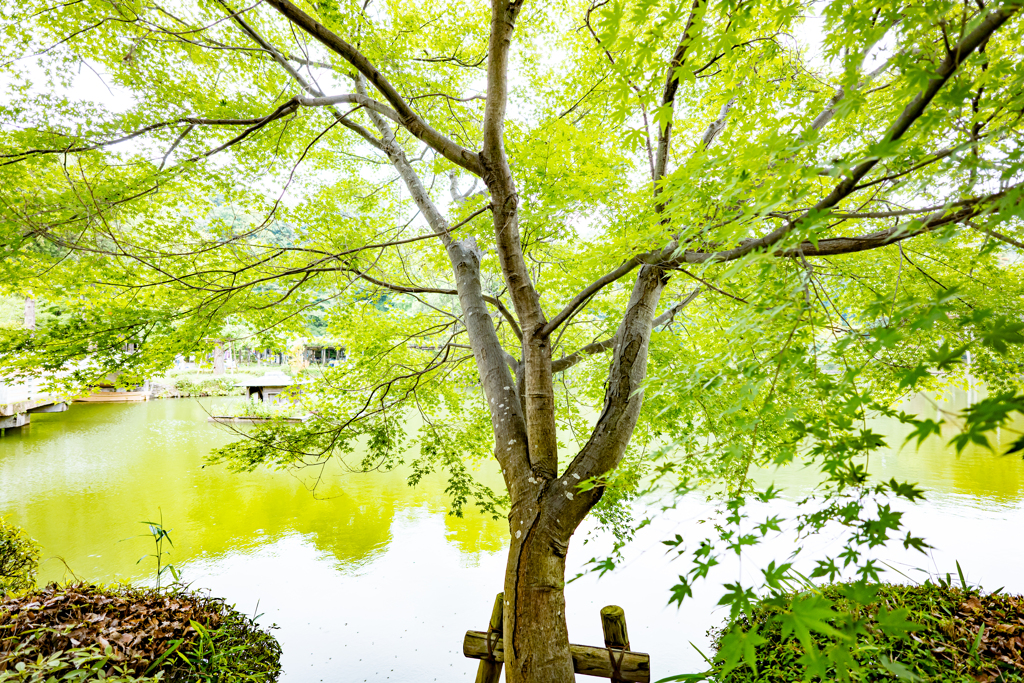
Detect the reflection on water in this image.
<box><xmin>0</xmin><ymin>399</ymin><xmax>510</xmax><ymax>682</ymax></box>
<box><xmin>873</xmin><ymin>391</ymin><xmax>1024</xmax><ymax>507</ymax></box>
<box><xmin>0</xmin><ymin>399</ymin><xmax>506</xmax><ymax>583</ymax></box>
<box><xmin>751</xmin><ymin>388</ymin><xmax>1024</xmax><ymax>510</ymax></box>
<box><xmin>1</xmin><ymin>393</ymin><xmax>1022</xmax><ymax>681</ymax></box>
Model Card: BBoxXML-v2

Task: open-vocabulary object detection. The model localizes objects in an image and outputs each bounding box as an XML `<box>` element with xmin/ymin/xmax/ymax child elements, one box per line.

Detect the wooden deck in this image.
<box><xmin>1</xmin><ymin>380</ymin><xmax>70</xmax><ymax>432</ymax></box>
<box><xmin>74</xmin><ymin>391</ymin><xmax>150</xmax><ymax>403</ymax></box>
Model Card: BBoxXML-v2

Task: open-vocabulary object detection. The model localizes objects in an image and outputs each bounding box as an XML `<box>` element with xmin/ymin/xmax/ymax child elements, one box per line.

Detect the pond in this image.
<box><xmin>1</xmin><ymin>392</ymin><xmax>1022</xmax><ymax>681</ymax></box>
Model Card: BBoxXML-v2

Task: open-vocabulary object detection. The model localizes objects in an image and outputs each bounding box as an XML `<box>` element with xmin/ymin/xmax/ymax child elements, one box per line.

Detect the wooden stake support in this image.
<box><xmin>463</xmin><ymin>595</ymin><xmax>651</xmax><ymax>682</ymax></box>
<box><xmin>601</xmin><ymin>605</ymin><xmax>630</xmax><ymax>683</ymax></box>
<box><xmin>474</xmin><ymin>592</ymin><xmax>504</xmax><ymax>683</ymax></box>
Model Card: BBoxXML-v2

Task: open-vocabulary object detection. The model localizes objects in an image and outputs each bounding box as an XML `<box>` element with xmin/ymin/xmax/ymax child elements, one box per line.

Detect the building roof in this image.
<box><xmin>235</xmin><ymin>370</ymin><xmax>298</xmax><ymax>388</ymax></box>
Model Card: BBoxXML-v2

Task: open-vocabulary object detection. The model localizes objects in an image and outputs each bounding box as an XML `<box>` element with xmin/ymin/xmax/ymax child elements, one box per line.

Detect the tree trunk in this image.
<box><xmin>502</xmin><ymin>495</ymin><xmax>580</xmax><ymax>683</ymax></box>
<box><xmin>213</xmin><ymin>344</ymin><xmax>226</xmax><ymax>375</ymax></box>
<box><xmin>23</xmin><ymin>297</ymin><xmax>35</xmax><ymax>331</ymax></box>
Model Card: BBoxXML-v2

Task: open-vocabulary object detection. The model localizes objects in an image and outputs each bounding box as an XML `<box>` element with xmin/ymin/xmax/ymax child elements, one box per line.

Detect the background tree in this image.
<box><xmin>1</xmin><ymin>0</ymin><xmax>1023</xmax><ymax>680</ymax></box>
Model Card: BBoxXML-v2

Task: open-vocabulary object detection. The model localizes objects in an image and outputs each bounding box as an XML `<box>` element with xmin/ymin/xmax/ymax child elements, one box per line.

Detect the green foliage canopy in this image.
<box><xmin>1</xmin><ymin>0</ymin><xmax>1023</xmax><ymax>679</ymax></box>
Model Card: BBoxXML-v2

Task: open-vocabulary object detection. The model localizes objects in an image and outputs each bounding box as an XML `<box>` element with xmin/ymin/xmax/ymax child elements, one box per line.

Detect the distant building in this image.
<box><xmin>301</xmin><ymin>341</ymin><xmax>346</xmax><ymax>366</ymax></box>
<box><xmin>236</xmin><ymin>370</ymin><xmax>300</xmax><ymax>405</ymax></box>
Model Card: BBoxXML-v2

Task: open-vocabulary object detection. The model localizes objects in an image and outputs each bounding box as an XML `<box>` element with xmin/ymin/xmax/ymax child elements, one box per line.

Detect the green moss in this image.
<box><xmin>711</xmin><ymin>583</ymin><xmax>1024</xmax><ymax>682</ymax></box>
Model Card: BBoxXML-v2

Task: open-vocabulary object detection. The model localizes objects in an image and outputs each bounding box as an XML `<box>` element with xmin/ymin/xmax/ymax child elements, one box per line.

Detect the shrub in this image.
<box><xmin>172</xmin><ymin>377</ymin><xmax>242</xmax><ymax>397</ymax></box>
<box><xmin>0</xmin><ymin>583</ymin><xmax>281</xmax><ymax>682</ymax></box>
<box><xmin>710</xmin><ymin>582</ymin><xmax>1024</xmax><ymax>683</ymax></box>
<box><xmin>0</xmin><ymin>519</ymin><xmax>39</xmax><ymax>597</ymax></box>
<box><xmin>225</xmin><ymin>399</ymin><xmax>302</xmax><ymax>420</ymax></box>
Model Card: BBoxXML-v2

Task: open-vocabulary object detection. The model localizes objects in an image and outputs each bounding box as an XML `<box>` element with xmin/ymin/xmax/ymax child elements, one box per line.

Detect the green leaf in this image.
<box><xmin>778</xmin><ymin>593</ymin><xmax>842</xmax><ymax>653</ymax></box>
<box><xmin>874</xmin><ymin>606</ymin><xmax>921</xmax><ymax>638</ymax></box>
<box><xmin>878</xmin><ymin>656</ymin><xmax>920</xmax><ymax>681</ymax></box>
<box><xmin>887</xmin><ymin>478</ymin><xmax>926</xmax><ymax>502</ymax></box>
<box><xmin>904</xmin><ymin>419</ymin><xmax>943</xmax><ymax>448</ymax></box>
<box><xmin>715</xmin><ymin>626</ymin><xmax>766</xmax><ymax>675</ymax></box>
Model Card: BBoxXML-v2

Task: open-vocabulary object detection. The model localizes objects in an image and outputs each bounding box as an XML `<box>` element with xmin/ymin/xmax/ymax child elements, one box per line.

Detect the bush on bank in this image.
<box><xmin>0</xmin><ymin>519</ymin><xmax>39</xmax><ymax>598</ymax></box>
<box><xmin>168</xmin><ymin>377</ymin><xmax>243</xmax><ymax>398</ymax></box>
<box><xmin>0</xmin><ymin>583</ymin><xmax>281</xmax><ymax>683</ymax></box>
<box><xmin>710</xmin><ymin>582</ymin><xmax>1024</xmax><ymax>682</ymax></box>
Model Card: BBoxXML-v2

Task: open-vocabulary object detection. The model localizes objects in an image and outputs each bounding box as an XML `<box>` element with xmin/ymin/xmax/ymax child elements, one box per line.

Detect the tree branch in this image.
<box><xmin>345</xmin><ymin>264</ymin><xmax>521</xmax><ymax>338</ymax></box>
<box><xmin>967</xmin><ymin>221</ymin><xmax>1024</xmax><ymax>251</ymax></box>
<box><xmin>556</xmin><ymin>265</ymin><xmax>668</xmax><ymax>520</ymax></box>
<box><xmin>678</xmin><ymin>4</ymin><xmax>1019</xmax><ymax>265</ymax></box>
<box><xmin>654</xmin><ymin>0</ymin><xmax>702</xmax><ymax>183</ymax></box>
<box><xmin>540</xmin><ymin>256</ymin><xmax>641</xmax><ymax>336</ymax></box>
<box><xmin>775</xmin><ymin>199</ymin><xmax>1009</xmax><ymax>258</ymax></box>
<box><xmin>343</xmin><ymin>67</ymin><xmax>528</xmax><ymax>481</ymax></box>
<box><xmin>810</xmin><ymin>49</ymin><xmax>898</xmax><ymax>132</ymax></box>
<box><xmin>296</xmin><ymin>93</ymin><xmax>402</xmax><ymax>124</ymax></box>
<box><xmin>286</xmin><ymin>52</ymin><xmax>338</xmax><ymax>70</ymax></box>
<box><xmin>263</xmin><ymin>0</ymin><xmax>485</xmax><ymax>175</ymax></box>
<box><xmin>481</xmin><ymin>0</ymin><xmax>558</xmax><ymax>480</ymax></box>
<box><xmin>218</xmin><ymin>0</ymin><xmax>384</xmax><ymax>150</ymax></box>
<box><xmin>551</xmin><ymin>287</ymin><xmax>700</xmax><ymax>374</ymax></box>
<box><xmin>699</xmin><ymin>96</ymin><xmax>736</xmax><ymax>149</ymax></box>
<box><xmin>815</xmin><ymin>5</ymin><xmax>1018</xmax><ymax>211</ymax></box>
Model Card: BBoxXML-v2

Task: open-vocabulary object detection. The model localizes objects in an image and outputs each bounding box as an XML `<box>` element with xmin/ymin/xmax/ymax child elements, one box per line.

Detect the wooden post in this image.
<box><xmin>601</xmin><ymin>606</ymin><xmax>630</xmax><ymax>683</ymax></box>
<box><xmin>475</xmin><ymin>592</ymin><xmax>504</xmax><ymax>683</ymax></box>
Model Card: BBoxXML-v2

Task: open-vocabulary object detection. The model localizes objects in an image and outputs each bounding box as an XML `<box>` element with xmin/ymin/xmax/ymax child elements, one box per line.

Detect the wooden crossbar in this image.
<box><xmin>463</xmin><ymin>594</ymin><xmax>651</xmax><ymax>682</ymax></box>
<box><xmin>463</xmin><ymin>631</ymin><xmax>651</xmax><ymax>682</ymax></box>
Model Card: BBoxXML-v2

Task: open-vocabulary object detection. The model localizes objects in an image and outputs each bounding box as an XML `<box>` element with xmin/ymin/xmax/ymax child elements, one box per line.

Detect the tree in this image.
<box><xmin>1</xmin><ymin>0</ymin><xmax>1023</xmax><ymax>680</ymax></box>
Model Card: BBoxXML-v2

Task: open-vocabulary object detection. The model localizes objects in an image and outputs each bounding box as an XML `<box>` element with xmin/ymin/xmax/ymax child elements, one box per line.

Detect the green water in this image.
<box><xmin>1</xmin><ymin>392</ymin><xmax>1022</xmax><ymax>681</ymax></box>
<box><xmin>748</xmin><ymin>390</ymin><xmax>1024</xmax><ymax>507</ymax></box>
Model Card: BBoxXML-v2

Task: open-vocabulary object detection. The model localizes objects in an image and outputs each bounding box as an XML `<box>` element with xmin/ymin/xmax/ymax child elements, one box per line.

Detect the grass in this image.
<box><xmin>706</xmin><ymin>581</ymin><xmax>1024</xmax><ymax>683</ymax></box>
<box><xmin>221</xmin><ymin>398</ymin><xmax>304</xmax><ymax>420</ymax></box>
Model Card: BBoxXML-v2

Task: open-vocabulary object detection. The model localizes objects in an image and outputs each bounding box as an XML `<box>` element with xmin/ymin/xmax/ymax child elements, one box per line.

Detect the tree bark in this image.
<box><xmin>23</xmin><ymin>297</ymin><xmax>35</xmax><ymax>331</ymax></box>
<box><xmin>503</xmin><ymin>496</ymin><xmax>579</xmax><ymax>683</ymax></box>
<box><xmin>213</xmin><ymin>343</ymin><xmax>226</xmax><ymax>375</ymax></box>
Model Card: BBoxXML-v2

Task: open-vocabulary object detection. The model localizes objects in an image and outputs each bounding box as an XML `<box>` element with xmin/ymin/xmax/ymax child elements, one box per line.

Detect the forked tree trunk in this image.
<box><xmin>499</xmin><ymin>267</ymin><xmax>667</xmax><ymax>682</ymax></box>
